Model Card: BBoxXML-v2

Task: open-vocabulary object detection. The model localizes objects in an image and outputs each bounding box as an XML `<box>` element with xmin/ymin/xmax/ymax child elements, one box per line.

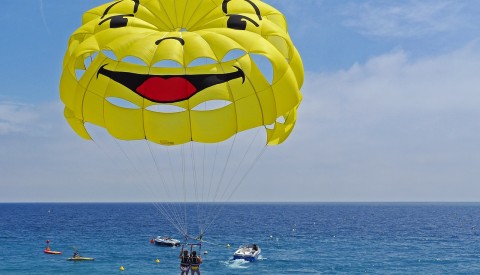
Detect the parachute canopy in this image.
<box><xmin>60</xmin><ymin>0</ymin><xmax>303</xmax><ymax>146</ymax></box>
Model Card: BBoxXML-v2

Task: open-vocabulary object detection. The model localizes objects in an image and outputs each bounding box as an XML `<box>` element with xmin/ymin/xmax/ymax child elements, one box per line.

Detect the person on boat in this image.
<box><xmin>45</xmin><ymin>240</ymin><xmax>51</xmax><ymax>251</ymax></box>
<box><xmin>189</xmin><ymin>250</ymin><xmax>202</xmax><ymax>275</ymax></box>
<box><xmin>179</xmin><ymin>245</ymin><xmax>190</xmax><ymax>275</ymax></box>
<box><xmin>73</xmin><ymin>248</ymin><xmax>80</xmax><ymax>259</ymax></box>
<box><xmin>252</xmin><ymin>244</ymin><xmax>258</xmax><ymax>251</ymax></box>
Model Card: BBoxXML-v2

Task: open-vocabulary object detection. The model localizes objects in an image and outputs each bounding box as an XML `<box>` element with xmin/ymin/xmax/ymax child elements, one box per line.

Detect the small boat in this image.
<box><xmin>154</xmin><ymin>236</ymin><xmax>181</xmax><ymax>246</ymax></box>
<box><xmin>44</xmin><ymin>241</ymin><xmax>61</xmax><ymax>255</ymax></box>
<box><xmin>233</xmin><ymin>244</ymin><xmax>261</xmax><ymax>262</ymax></box>
<box><xmin>44</xmin><ymin>249</ymin><xmax>62</xmax><ymax>255</ymax></box>
<box><xmin>67</xmin><ymin>257</ymin><xmax>95</xmax><ymax>261</ymax></box>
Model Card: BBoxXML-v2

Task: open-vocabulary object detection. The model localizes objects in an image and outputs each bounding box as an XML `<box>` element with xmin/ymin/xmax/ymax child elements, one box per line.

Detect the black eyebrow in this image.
<box><xmin>155</xmin><ymin>37</ymin><xmax>185</xmax><ymax>45</ymax></box>
<box><xmin>101</xmin><ymin>0</ymin><xmax>140</xmax><ymax>19</ymax></box>
<box><xmin>222</xmin><ymin>0</ymin><xmax>262</xmax><ymax>21</ymax></box>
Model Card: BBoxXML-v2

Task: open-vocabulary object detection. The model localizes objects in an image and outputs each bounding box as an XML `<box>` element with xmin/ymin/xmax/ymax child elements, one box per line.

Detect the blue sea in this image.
<box><xmin>1</xmin><ymin>203</ymin><xmax>480</xmax><ymax>274</ymax></box>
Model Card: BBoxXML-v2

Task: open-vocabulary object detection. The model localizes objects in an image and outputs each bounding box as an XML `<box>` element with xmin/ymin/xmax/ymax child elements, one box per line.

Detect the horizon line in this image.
<box><xmin>1</xmin><ymin>201</ymin><xmax>480</xmax><ymax>204</ymax></box>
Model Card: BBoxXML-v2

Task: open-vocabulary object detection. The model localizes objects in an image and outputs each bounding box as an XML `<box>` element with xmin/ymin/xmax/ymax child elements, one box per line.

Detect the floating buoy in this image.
<box><xmin>204</xmin><ymin>251</ymin><xmax>208</xmax><ymax>254</ymax></box>
<box><xmin>120</xmin><ymin>266</ymin><xmax>125</xmax><ymax>271</ymax></box>
<box><xmin>156</xmin><ymin>259</ymin><xmax>160</xmax><ymax>263</ymax></box>
<box><xmin>226</xmin><ymin>244</ymin><xmax>230</xmax><ymax>248</ymax></box>
<box><xmin>150</xmin><ymin>239</ymin><xmax>154</xmax><ymax>244</ymax></box>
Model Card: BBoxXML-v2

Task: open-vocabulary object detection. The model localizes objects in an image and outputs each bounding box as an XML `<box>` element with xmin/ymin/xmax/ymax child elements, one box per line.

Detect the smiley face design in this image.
<box><xmin>60</xmin><ymin>0</ymin><xmax>303</xmax><ymax>145</ymax></box>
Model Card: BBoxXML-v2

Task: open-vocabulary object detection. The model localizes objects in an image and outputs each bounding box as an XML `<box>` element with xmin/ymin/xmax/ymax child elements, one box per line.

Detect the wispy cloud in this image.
<box><xmin>286</xmin><ymin>42</ymin><xmax>480</xmax><ymax>201</ymax></box>
<box><xmin>39</xmin><ymin>0</ymin><xmax>51</xmax><ymax>34</ymax></box>
<box><xmin>0</xmin><ymin>101</ymin><xmax>60</xmax><ymax>136</ymax></box>
<box><xmin>0</xmin><ymin>102</ymin><xmax>38</xmax><ymax>135</ymax></box>
<box><xmin>342</xmin><ymin>0</ymin><xmax>468</xmax><ymax>38</ymax></box>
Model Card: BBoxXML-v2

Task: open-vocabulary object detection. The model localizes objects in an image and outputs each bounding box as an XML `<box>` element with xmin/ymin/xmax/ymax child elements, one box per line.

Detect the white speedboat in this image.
<box><xmin>233</xmin><ymin>244</ymin><xmax>261</xmax><ymax>261</ymax></box>
<box><xmin>154</xmin><ymin>236</ymin><xmax>181</xmax><ymax>246</ymax></box>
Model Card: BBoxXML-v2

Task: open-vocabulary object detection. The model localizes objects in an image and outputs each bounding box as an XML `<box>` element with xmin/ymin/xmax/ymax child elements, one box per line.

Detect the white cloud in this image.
<box><xmin>0</xmin><ymin>101</ymin><xmax>61</xmax><ymax>136</ymax></box>
<box><xmin>0</xmin><ymin>102</ymin><xmax>39</xmax><ymax>135</ymax></box>
<box><xmin>342</xmin><ymin>0</ymin><xmax>468</xmax><ymax>38</ymax></box>
<box><xmin>305</xmin><ymin>42</ymin><xmax>480</xmax><ymax>120</ymax></box>
<box><xmin>277</xmin><ymin>42</ymin><xmax>480</xmax><ymax>201</ymax></box>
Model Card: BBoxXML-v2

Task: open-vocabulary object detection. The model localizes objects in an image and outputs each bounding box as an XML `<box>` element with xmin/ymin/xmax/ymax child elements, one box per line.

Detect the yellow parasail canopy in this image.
<box><xmin>60</xmin><ymin>0</ymin><xmax>303</xmax><ymax>146</ymax></box>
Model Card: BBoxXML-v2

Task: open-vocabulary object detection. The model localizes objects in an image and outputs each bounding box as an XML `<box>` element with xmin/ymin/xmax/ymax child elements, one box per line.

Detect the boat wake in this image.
<box><xmin>223</xmin><ymin>259</ymin><xmax>250</xmax><ymax>269</ymax></box>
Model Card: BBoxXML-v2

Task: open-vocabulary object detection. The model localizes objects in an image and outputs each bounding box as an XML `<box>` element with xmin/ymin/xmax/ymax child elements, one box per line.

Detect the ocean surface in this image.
<box><xmin>1</xmin><ymin>203</ymin><xmax>480</xmax><ymax>274</ymax></box>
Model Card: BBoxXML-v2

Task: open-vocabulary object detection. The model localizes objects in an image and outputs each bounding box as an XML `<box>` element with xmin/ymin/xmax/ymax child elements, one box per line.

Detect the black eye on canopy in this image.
<box><xmin>226</xmin><ymin>15</ymin><xmax>259</xmax><ymax>30</ymax></box>
<box><xmin>99</xmin><ymin>14</ymin><xmax>134</xmax><ymax>28</ymax></box>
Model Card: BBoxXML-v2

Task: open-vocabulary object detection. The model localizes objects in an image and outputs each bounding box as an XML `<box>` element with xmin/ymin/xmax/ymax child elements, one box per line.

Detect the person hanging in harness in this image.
<box><xmin>189</xmin><ymin>250</ymin><xmax>202</xmax><ymax>275</ymax></box>
<box><xmin>179</xmin><ymin>245</ymin><xmax>190</xmax><ymax>275</ymax></box>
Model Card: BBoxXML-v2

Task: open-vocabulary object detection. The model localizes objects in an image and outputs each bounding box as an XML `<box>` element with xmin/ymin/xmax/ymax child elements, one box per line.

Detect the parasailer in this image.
<box><xmin>60</xmin><ymin>0</ymin><xmax>303</xmax><ymax>256</ymax></box>
<box><xmin>179</xmin><ymin>245</ymin><xmax>190</xmax><ymax>275</ymax></box>
<box><xmin>190</xmin><ymin>250</ymin><xmax>203</xmax><ymax>275</ymax></box>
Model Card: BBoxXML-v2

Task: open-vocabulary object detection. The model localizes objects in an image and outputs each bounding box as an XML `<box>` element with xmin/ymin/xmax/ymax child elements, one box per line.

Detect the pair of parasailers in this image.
<box><xmin>179</xmin><ymin>245</ymin><xmax>202</xmax><ymax>275</ymax></box>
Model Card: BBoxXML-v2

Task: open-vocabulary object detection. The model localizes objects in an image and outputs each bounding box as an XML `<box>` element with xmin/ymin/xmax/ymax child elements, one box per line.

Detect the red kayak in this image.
<box><xmin>44</xmin><ymin>249</ymin><xmax>62</xmax><ymax>255</ymax></box>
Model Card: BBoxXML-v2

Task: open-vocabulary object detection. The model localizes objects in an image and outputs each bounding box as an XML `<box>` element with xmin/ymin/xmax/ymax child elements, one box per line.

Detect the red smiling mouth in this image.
<box><xmin>97</xmin><ymin>65</ymin><xmax>245</xmax><ymax>103</ymax></box>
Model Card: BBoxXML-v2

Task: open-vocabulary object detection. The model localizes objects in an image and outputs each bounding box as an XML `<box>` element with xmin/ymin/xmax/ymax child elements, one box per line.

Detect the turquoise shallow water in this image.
<box><xmin>1</xmin><ymin>203</ymin><xmax>480</xmax><ymax>274</ymax></box>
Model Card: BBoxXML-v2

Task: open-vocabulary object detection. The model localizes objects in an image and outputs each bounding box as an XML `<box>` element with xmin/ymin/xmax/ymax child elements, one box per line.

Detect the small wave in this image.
<box><xmin>223</xmin><ymin>259</ymin><xmax>250</xmax><ymax>269</ymax></box>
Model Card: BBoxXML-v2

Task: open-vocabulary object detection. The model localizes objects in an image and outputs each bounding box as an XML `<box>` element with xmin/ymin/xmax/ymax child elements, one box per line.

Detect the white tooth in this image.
<box><xmin>122</xmin><ymin>56</ymin><xmax>147</xmax><ymax>66</ymax></box>
<box><xmin>192</xmin><ymin>100</ymin><xmax>232</xmax><ymax>111</ymax></box>
<box><xmin>106</xmin><ymin>97</ymin><xmax>140</xmax><ymax>109</ymax></box>
<box><xmin>153</xmin><ymin>60</ymin><xmax>183</xmax><ymax>68</ymax></box>
<box><xmin>222</xmin><ymin>49</ymin><xmax>247</xmax><ymax>62</ymax></box>
<box><xmin>146</xmin><ymin>104</ymin><xmax>186</xmax><ymax>113</ymax></box>
<box><xmin>188</xmin><ymin>57</ymin><xmax>217</xmax><ymax>67</ymax></box>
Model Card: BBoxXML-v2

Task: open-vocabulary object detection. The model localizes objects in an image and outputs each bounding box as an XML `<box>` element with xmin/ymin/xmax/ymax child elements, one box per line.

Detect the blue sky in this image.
<box><xmin>1</xmin><ymin>0</ymin><xmax>480</xmax><ymax>202</ymax></box>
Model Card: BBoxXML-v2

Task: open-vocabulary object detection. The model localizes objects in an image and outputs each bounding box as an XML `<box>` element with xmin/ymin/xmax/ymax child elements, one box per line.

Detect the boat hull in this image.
<box><xmin>155</xmin><ymin>242</ymin><xmax>180</xmax><ymax>247</ymax></box>
<box><xmin>233</xmin><ymin>246</ymin><xmax>261</xmax><ymax>262</ymax></box>
<box><xmin>154</xmin><ymin>241</ymin><xmax>180</xmax><ymax>247</ymax></box>
<box><xmin>154</xmin><ymin>237</ymin><xmax>180</xmax><ymax>247</ymax></box>
<box><xmin>67</xmin><ymin>257</ymin><xmax>95</xmax><ymax>261</ymax></box>
<box><xmin>44</xmin><ymin>250</ymin><xmax>62</xmax><ymax>255</ymax></box>
<box><xmin>233</xmin><ymin>254</ymin><xmax>259</xmax><ymax>262</ymax></box>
